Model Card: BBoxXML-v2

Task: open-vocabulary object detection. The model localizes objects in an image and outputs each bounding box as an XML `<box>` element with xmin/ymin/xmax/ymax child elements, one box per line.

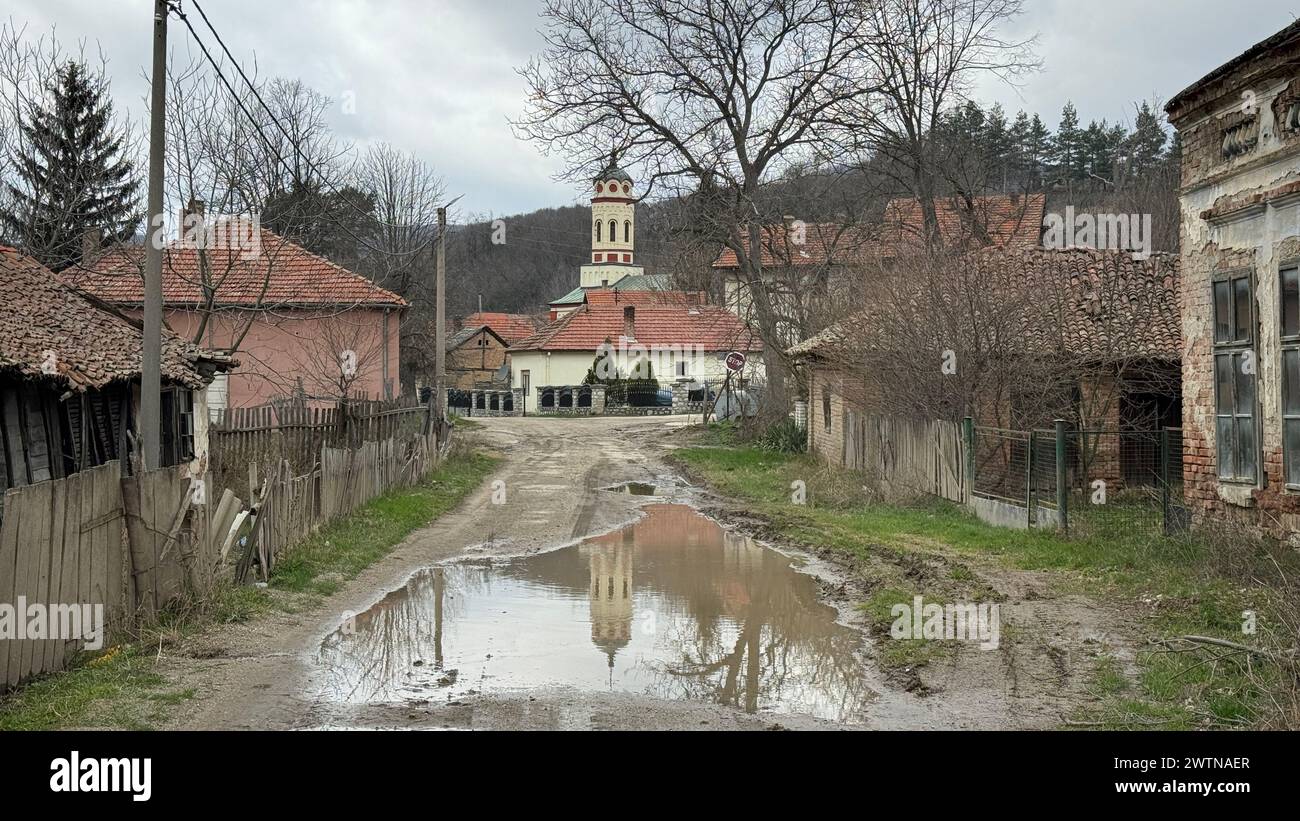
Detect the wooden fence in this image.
<box><xmin>842</xmin><ymin>411</ymin><xmax>966</xmax><ymax>503</ymax></box>
<box><xmin>2</xmin><ymin>397</ymin><xmax>445</xmax><ymax>690</ymax></box>
<box><xmin>239</xmin><ymin>432</ymin><xmax>440</xmax><ymax>581</ymax></box>
<box><xmin>0</xmin><ymin>462</ymin><xmax>127</xmax><ymax>689</ymax></box>
<box><xmin>209</xmin><ymin>396</ymin><xmax>428</xmax><ymax>502</ymax></box>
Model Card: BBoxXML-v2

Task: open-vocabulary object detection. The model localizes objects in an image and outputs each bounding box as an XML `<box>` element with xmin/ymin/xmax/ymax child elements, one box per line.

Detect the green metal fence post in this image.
<box><xmin>1160</xmin><ymin>427</ymin><xmax>1170</xmax><ymax>536</ymax></box>
<box><xmin>1026</xmin><ymin>430</ymin><xmax>1036</xmax><ymax>528</ymax></box>
<box><xmin>963</xmin><ymin>416</ymin><xmax>975</xmax><ymax>502</ymax></box>
<box><xmin>1055</xmin><ymin>419</ymin><xmax>1068</xmax><ymax>536</ymax></box>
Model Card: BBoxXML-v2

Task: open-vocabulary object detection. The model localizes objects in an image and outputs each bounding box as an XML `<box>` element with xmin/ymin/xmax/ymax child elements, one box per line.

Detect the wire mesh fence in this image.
<box><xmin>970</xmin><ymin>423</ymin><xmax>1187</xmax><ymax>537</ymax></box>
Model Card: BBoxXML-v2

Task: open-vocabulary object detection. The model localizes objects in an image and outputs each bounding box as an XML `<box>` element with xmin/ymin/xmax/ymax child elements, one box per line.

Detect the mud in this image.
<box><xmin>156</xmin><ymin>415</ymin><xmax>1138</xmax><ymax>730</ymax></box>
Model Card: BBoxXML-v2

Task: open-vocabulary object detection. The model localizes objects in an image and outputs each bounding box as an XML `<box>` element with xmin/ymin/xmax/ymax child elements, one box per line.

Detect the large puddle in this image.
<box><xmin>317</xmin><ymin>504</ymin><xmax>874</xmax><ymax>722</ymax></box>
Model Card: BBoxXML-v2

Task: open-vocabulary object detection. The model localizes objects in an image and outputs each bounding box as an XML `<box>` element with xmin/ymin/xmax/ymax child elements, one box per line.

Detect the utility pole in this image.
<box><xmin>434</xmin><ymin>194</ymin><xmax>462</xmax><ymax>423</ymax></box>
<box><xmin>141</xmin><ymin>0</ymin><xmax>168</xmax><ymax>470</ymax></box>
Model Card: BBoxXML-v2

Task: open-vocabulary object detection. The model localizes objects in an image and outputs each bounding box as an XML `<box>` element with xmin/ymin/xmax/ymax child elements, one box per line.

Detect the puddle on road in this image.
<box><xmin>602</xmin><ymin>481</ymin><xmax>659</xmax><ymax>496</ymax></box>
<box><xmin>317</xmin><ymin>504</ymin><xmax>874</xmax><ymax>723</ymax></box>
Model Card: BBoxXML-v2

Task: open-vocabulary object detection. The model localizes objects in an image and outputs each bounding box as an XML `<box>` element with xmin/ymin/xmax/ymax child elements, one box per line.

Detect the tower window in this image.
<box><xmin>595</xmin><ymin>221</ymin><xmax>602</xmax><ymax>242</ymax></box>
<box><xmin>624</xmin><ymin>220</ymin><xmax>631</xmax><ymax>243</ymax></box>
<box><xmin>609</xmin><ymin>220</ymin><xmax>617</xmax><ymax>243</ymax></box>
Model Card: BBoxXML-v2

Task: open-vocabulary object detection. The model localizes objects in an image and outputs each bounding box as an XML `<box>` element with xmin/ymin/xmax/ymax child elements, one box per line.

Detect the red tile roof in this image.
<box><xmin>880</xmin><ymin>193</ymin><xmax>1044</xmax><ymax>252</ymax></box>
<box><xmin>510</xmin><ymin>289</ymin><xmax>761</xmax><ymax>352</ymax></box>
<box><xmin>711</xmin><ymin>223</ymin><xmax>875</xmax><ymax>268</ymax></box>
<box><xmin>65</xmin><ymin>222</ymin><xmax>407</xmax><ymax>309</ymax></box>
<box><xmin>788</xmin><ymin>247</ymin><xmax>1179</xmax><ymax>363</ymax></box>
<box><xmin>711</xmin><ymin>194</ymin><xmax>1045</xmax><ymax>268</ymax></box>
<box><xmin>461</xmin><ymin>312</ymin><xmax>541</xmax><ymax>345</ymax></box>
<box><xmin>1</xmin><ymin>245</ymin><xmax>232</xmax><ymax>391</ymax></box>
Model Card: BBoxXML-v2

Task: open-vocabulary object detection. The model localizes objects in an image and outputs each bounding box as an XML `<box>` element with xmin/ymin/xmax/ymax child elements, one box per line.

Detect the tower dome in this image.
<box><xmin>590</xmin><ymin>163</ymin><xmax>635</xmax><ymax>266</ymax></box>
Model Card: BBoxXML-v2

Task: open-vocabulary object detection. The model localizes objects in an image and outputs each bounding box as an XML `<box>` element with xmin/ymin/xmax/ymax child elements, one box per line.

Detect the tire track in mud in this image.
<box><xmin>569</xmin><ymin>456</ymin><xmax>609</xmax><ymax>540</ymax></box>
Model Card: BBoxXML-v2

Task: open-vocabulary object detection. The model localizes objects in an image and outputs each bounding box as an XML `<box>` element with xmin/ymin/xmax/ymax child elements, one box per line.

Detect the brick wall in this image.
<box><xmin>808</xmin><ymin>367</ymin><xmax>847</xmax><ymax>466</ymax></box>
<box><xmin>1169</xmin><ymin>26</ymin><xmax>1300</xmax><ymax>541</ymax></box>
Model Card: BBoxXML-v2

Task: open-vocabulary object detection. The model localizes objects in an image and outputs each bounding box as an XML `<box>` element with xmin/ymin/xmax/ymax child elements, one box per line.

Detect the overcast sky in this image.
<box><xmin>6</xmin><ymin>0</ymin><xmax>1299</xmax><ymax>218</ymax></box>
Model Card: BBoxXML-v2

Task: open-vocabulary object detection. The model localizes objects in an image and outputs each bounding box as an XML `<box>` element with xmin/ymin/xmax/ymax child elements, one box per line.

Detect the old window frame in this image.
<box><xmin>822</xmin><ymin>383</ymin><xmax>832</xmax><ymax>432</ymax></box>
<box><xmin>1281</xmin><ymin>265</ymin><xmax>1300</xmax><ymax>487</ymax></box>
<box><xmin>160</xmin><ymin>386</ymin><xmax>195</xmax><ymax>468</ymax></box>
<box><xmin>1212</xmin><ymin>269</ymin><xmax>1259</xmax><ymax>483</ymax></box>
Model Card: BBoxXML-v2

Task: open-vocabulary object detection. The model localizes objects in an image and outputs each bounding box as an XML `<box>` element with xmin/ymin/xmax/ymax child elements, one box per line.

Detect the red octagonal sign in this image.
<box><xmin>724</xmin><ymin>351</ymin><xmax>746</xmax><ymax>372</ymax></box>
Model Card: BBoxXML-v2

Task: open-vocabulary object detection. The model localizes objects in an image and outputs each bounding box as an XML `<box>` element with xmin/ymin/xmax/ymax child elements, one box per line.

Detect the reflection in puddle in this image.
<box><xmin>603</xmin><ymin>482</ymin><xmax>659</xmax><ymax>495</ymax></box>
<box><xmin>318</xmin><ymin>504</ymin><xmax>874</xmax><ymax>722</ymax></box>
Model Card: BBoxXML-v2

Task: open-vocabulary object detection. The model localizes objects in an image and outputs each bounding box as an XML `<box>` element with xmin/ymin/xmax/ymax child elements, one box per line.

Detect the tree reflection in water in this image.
<box><xmin>316</xmin><ymin>505</ymin><xmax>875</xmax><ymax>722</ymax></box>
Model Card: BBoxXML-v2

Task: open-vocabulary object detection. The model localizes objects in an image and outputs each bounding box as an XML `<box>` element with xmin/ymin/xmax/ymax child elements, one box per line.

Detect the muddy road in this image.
<box><xmin>163</xmin><ymin>416</ymin><xmax>1103</xmax><ymax>730</ymax></box>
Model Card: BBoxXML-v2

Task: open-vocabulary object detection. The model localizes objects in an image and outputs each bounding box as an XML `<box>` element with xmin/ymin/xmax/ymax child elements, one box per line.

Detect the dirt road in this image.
<box><xmin>160</xmin><ymin>415</ymin><xmax>1117</xmax><ymax>730</ymax></box>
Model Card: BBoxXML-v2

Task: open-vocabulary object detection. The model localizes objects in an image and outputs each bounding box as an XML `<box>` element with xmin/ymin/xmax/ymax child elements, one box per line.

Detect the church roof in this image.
<box><xmin>513</xmin><ymin>289</ymin><xmax>761</xmax><ymax>353</ymax></box>
<box><xmin>597</xmin><ymin>163</ymin><xmax>632</xmax><ymax>183</ymax></box>
<box><xmin>549</xmin><ymin>274</ymin><xmax>676</xmax><ymax>307</ymax></box>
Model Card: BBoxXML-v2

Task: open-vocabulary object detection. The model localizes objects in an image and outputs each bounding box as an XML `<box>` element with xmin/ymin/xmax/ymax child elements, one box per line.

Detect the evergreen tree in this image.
<box><xmin>1008</xmin><ymin>110</ymin><xmax>1033</xmax><ymax>188</ymax></box>
<box><xmin>1080</xmin><ymin>119</ymin><xmax>1128</xmax><ymax>183</ymax></box>
<box><xmin>1051</xmin><ymin>102</ymin><xmax>1085</xmax><ymax>182</ymax></box>
<box><xmin>1</xmin><ymin>61</ymin><xmax>140</xmax><ymax>271</ymax></box>
<box><xmin>982</xmin><ymin>103</ymin><xmax>1011</xmax><ymax>191</ymax></box>
<box><xmin>1025</xmin><ymin>113</ymin><xmax>1053</xmax><ymax>189</ymax></box>
<box><xmin>1124</xmin><ymin>101</ymin><xmax>1168</xmax><ymax>178</ymax></box>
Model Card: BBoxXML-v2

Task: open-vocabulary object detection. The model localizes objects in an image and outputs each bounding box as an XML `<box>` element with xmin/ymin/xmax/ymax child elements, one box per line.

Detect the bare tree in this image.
<box><xmin>850</xmin><ymin>0</ymin><xmax>1039</xmax><ymax>247</ymax></box>
<box><xmin>514</xmin><ymin>0</ymin><xmax>882</xmax><ymax>415</ymax></box>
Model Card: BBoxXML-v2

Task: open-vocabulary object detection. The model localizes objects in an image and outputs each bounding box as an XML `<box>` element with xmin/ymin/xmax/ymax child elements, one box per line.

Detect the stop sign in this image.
<box><xmin>725</xmin><ymin>351</ymin><xmax>746</xmax><ymax>372</ymax></box>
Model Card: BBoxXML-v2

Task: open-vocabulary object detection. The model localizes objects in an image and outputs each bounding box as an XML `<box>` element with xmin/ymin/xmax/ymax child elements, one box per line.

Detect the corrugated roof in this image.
<box><xmin>1</xmin><ymin>245</ymin><xmax>232</xmax><ymax>391</ymax></box>
<box><xmin>66</xmin><ymin>222</ymin><xmax>407</xmax><ymax>308</ymax></box>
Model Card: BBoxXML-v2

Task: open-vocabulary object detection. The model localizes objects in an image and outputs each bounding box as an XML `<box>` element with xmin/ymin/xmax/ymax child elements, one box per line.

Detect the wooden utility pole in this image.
<box><xmin>141</xmin><ymin>0</ymin><xmax>168</xmax><ymax>470</ymax></box>
<box><xmin>434</xmin><ymin>195</ymin><xmax>462</xmax><ymax>422</ymax></box>
<box><xmin>435</xmin><ymin>207</ymin><xmax>446</xmax><ymax>422</ymax></box>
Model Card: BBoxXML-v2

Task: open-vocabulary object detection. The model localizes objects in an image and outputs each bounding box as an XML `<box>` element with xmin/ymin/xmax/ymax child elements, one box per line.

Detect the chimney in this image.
<box><xmin>624</xmin><ymin>305</ymin><xmax>636</xmax><ymax>339</ymax></box>
<box><xmin>179</xmin><ymin>197</ymin><xmax>206</xmax><ymax>244</ymax></box>
<box><xmin>80</xmin><ymin>227</ymin><xmax>102</xmax><ymax>267</ymax></box>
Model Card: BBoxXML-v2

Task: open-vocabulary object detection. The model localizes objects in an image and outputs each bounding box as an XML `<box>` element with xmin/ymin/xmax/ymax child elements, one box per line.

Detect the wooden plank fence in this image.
<box><xmin>1</xmin><ymin>397</ymin><xmax>445</xmax><ymax>690</ymax></box>
<box><xmin>0</xmin><ymin>462</ymin><xmax>129</xmax><ymax>689</ymax></box>
<box><xmin>243</xmin><ymin>431</ymin><xmax>440</xmax><ymax>582</ymax></box>
<box><xmin>843</xmin><ymin>411</ymin><xmax>966</xmax><ymax>503</ymax></box>
<box><xmin>209</xmin><ymin>396</ymin><xmax>428</xmax><ymax>502</ymax></box>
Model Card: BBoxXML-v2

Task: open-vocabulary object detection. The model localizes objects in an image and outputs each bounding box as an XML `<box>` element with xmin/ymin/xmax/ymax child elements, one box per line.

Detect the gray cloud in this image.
<box><xmin>5</xmin><ymin>0</ymin><xmax>1299</xmax><ymax>218</ymax></box>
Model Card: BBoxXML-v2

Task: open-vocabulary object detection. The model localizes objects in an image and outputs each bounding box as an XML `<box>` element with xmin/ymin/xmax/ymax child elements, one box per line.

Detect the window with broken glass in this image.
<box><xmin>1212</xmin><ymin>271</ymin><xmax>1257</xmax><ymax>482</ymax></box>
<box><xmin>1281</xmin><ymin>267</ymin><xmax>1300</xmax><ymax>486</ymax></box>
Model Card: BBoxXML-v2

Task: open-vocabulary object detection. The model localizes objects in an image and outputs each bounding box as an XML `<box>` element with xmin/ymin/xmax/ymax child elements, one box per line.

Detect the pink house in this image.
<box><xmin>65</xmin><ymin>224</ymin><xmax>406</xmax><ymax>411</ymax></box>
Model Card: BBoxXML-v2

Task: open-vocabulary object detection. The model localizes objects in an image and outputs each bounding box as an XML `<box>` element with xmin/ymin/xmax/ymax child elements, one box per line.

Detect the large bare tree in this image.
<box><xmin>514</xmin><ymin>0</ymin><xmax>882</xmax><ymax>414</ymax></box>
<box><xmin>850</xmin><ymin>0</ymin><xmax>1038</xmax><ymax>247</ymax></box>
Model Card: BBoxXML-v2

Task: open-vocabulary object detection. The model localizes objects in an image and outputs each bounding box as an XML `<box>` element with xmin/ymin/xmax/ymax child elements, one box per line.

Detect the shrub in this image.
<box><xmin>757</xmin><ymin>417</ymin><xmax>807</xmax><ymax>453</ymax></box>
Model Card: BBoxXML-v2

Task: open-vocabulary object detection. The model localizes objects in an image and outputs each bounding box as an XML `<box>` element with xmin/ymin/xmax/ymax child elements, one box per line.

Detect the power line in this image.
<box><xmin>170</xmin><ymin>1</ymin><xmax>435</xmax><ymax>260</ymax></box>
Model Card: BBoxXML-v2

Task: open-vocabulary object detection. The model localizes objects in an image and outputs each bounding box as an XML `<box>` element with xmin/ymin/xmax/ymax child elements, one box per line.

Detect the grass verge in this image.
<box><xmin>0</xmin><ymin>441</ymin><xmax>498</xmax><ymax>730</ymax></box>
<box><xmin>672</xmin><ymin>424</ymin><xmax>1299</xmax><ymax>729</ymax></box>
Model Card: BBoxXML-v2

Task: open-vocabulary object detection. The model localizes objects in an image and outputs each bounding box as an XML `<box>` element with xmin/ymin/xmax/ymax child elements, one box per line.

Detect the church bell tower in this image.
<box><xmin>579</xmin><ymin>160</ymin><xmax>644</xmax><ymax>288</ymax></box>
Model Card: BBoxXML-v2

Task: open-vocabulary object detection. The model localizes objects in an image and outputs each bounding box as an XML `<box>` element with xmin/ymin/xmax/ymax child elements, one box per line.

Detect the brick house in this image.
<box><xmin>65</xmin><ymin>222</ymin><xmax>406</xmax><ymax>412</ymax></box>
<box><xmin>712</xmin><ymin>194</ymin><xmax>1046</xmax><ymax>352</ymax></box>
<box><xmin>446</xmin><ymin>324</ymin><xmax>510</xmax><ymax>390</ymax></box>
<box><xmin>1</xmin><ymin>245</ymin><xmax>230</xmax><ymax>501</ymax></box>
<box><xmin>1166</xmin><ymin>20</ymin><xmax>1300</xmax><ymax>538</ymax></box>
<box><xmin>790</xmin><ymin>247</ymin><xmax>1181</xmax><ymax>487</ymax></box>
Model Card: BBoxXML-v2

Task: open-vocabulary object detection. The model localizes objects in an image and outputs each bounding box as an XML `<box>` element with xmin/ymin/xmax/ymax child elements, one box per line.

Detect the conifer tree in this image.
<box><xmin>1</xmin><ymin>61</ymin><xmax>140</xmax><ymax>270</ymax></box>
